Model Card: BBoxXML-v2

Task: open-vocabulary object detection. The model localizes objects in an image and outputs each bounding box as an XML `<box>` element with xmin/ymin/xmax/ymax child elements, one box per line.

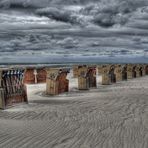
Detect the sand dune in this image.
<box><xmin>0</xmin><ymin>76</ymin><xmax>148</xmax><ymax>148</ymax></box>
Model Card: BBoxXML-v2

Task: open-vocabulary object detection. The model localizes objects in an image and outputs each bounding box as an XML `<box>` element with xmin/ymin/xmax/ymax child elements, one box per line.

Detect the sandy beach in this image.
<box><xmin>0</xmin><ymin>75</ymin><xmax>148</xmax><ymax>148</ymax></box>
<box><xmin>1</xmin><ymin>0</ymin><xmax>148</xmax><ymax>147</ymax></box>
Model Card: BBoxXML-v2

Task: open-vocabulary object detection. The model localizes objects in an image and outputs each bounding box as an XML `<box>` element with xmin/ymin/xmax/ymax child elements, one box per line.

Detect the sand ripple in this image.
<box><xmin>0</xmin><ymin>77</ymin><xmax>148</xmax><ymax>148</ymax></box>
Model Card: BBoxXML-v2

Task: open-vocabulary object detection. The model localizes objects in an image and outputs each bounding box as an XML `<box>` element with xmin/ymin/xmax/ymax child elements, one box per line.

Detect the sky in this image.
<box><xmin>0</xmin><ymin>0</ymin><xmax>148</xmax><ymax>64</ymax></box>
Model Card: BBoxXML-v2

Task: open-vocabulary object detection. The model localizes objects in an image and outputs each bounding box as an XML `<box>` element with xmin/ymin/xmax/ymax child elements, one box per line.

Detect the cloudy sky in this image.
<box><xmin>0</xmin><ymin>0</ymin><xmax>148</xmax><ymax>63</ymax></box>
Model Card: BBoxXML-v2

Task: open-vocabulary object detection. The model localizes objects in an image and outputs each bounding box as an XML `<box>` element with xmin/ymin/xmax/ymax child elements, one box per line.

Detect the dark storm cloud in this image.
<box><xmin>35</xmin><ymin>7</ymin><xmax>82</xmax><ymax>25</ymax></box>
<box><xmin>82</xmin><ymin>0</ymin><xmax>148</xmax><ymax>27</ymax></box>
<box><xmin>0</xmin><ymin>0</ymin><xmax>99</xmax><ymax>8</ymax></box>
<box><xmin>82</xmin><ymin>2</ymin><xmax>131</xmax><ymax>27</ymax></box>
<box><xmin>1</xmin><ymin>0</ymin><xmax>148</xmax><ymax>63</ymax></box>
<box><xmin>1</xmin><ymin>0</ymin><xmax>148</xmax><ymax>27</ymax></box>
<box><xmin>93</xmin><ymin>13</ymin><xmax>128</xmax><ymax>27</ymax></box>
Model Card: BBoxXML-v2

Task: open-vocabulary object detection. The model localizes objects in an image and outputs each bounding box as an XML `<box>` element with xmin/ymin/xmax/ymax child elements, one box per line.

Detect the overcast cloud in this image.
<box><xmin>0</xmin><ymin>0</ymin><xmax>148</xmax><ymax>63</ymax></box>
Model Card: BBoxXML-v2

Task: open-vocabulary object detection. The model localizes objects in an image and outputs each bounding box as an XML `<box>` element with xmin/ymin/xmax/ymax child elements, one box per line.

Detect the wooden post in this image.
<box><xmin>24</xmin><ymin>67</ymin><xmax>47</xmax><ymax>84</ymax></box>
<box><xmin>33</xmin><ymin>69</ymin><xmax>38</xmax><ymax>84</ymax></box>
<box><xmin>78</xmin><ymin>66</ymin><xmax>89</xmax><ymax>90</ymax></box>
<box><xmin>46</xmin><ymin>68</ymin><xmax>69</xmax><ymax>95</ymax></box>
<box><xmin>114</xmin><ymin>65</ymin><xmax>123</xmax><ymax>81</ymax></box>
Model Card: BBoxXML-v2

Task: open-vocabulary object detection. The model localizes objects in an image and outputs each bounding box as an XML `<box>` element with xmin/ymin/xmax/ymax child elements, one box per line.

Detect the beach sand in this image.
<box><xmin>0</xmin><ymin>74</ymin><xmax>148</xmax><ymax>148</ymax></box>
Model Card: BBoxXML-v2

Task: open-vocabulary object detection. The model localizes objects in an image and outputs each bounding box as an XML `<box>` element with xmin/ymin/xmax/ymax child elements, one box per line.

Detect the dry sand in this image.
<box><xmin>0</xmin><ymin>75</ymin><xmax>148</xmax><ymax>148</ymax></box>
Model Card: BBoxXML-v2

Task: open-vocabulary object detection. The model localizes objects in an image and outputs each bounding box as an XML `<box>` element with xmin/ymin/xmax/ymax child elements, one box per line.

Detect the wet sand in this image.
<box><xmin>0</xmin><ymin>76</ymin><xmax>148</xmax><ymax>148</ymax></box>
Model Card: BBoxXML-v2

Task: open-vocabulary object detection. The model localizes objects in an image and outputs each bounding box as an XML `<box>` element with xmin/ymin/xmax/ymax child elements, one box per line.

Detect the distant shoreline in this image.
<box><xmin>0</xmin><ymin>56</ymin><xmax>148</xmax><ymax>67</ymax></box>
